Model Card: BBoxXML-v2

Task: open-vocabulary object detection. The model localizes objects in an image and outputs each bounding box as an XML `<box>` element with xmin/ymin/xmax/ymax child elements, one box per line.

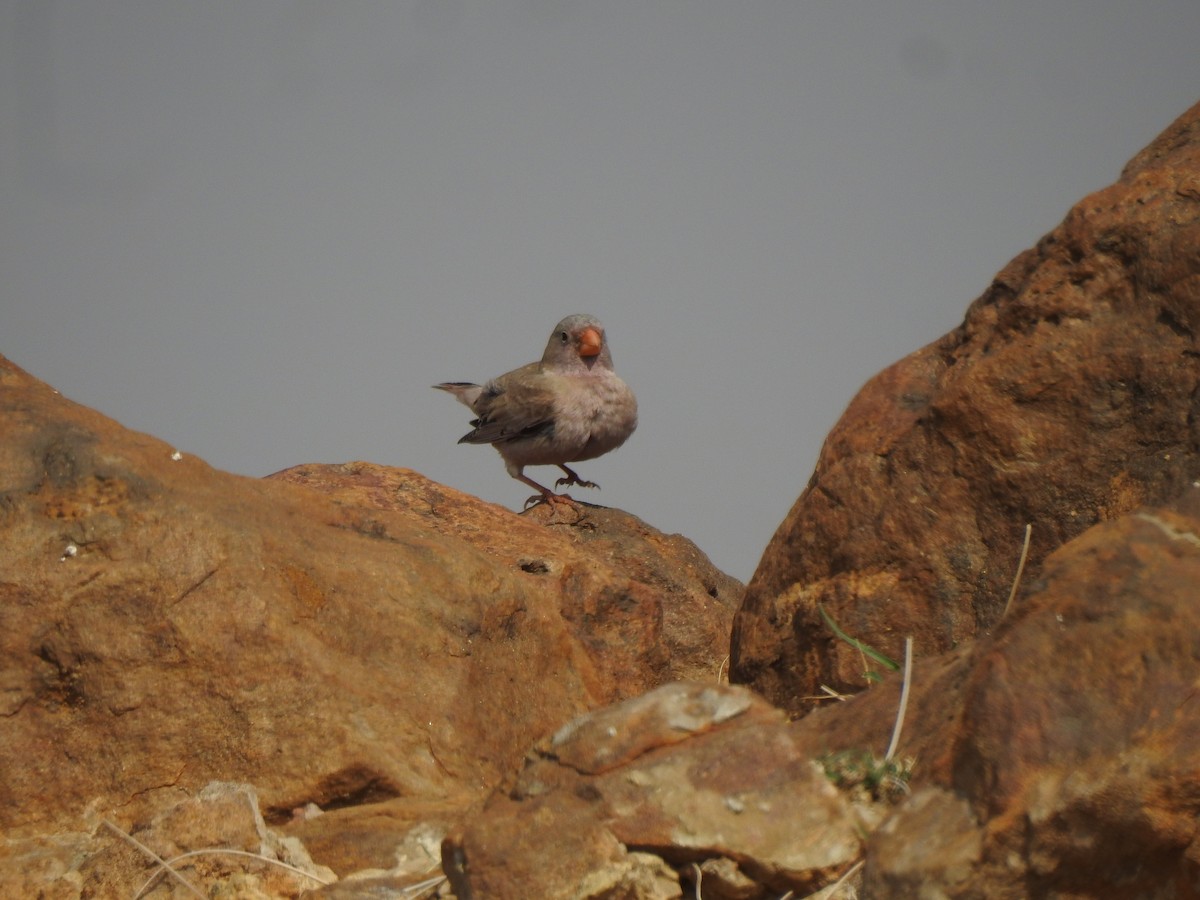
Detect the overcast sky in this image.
<box><xmin>3</xmin><ymin>3</ymin><xmax>1199</xmax><ymax>581</ymax></box>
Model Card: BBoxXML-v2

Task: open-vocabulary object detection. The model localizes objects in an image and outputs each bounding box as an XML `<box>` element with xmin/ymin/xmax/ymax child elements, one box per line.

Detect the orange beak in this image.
<box><xmin>578</xmin><ymin>326</ymin><xmax>602</xmax><ymax>357</ymax></box>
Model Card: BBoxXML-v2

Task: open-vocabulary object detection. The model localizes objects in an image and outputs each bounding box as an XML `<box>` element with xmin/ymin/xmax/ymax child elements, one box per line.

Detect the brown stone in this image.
<box><xmin>793</xmin><ymin>498</ymin><xmax>1200</xmax><ymax>897</ymax></box>
<box><xmin>862</xmin><ymin>788</ymin><xmax>982</xmax><ymax>898</ymax></box>
<box><xmin>279</xmin><ymin>796</ymin><xmax>455</xmax><ymax>881</ymax></box>
<box><xmin>0</xmin><ymin>355</ymin><xmax>738</xmax><ymax>890</ymax></box>
<box><xmin>940</xmin><ymin>504</ymin><xmax>1200</xmax><ymax>896</ymax></box>
<box><xmin>444</xmin><ymin>682</ymin><xmax>868</xmax><ymax>899</ymax></box>
<box><xmin>0</xmin><ymin>782</ymin><xmax>337</xmax><ymax>899</ymax></box>
<box><xmin>732</xmin><ymin>98</ymin><xmax>1200</xmax><ymax>715</ymax></box>
<box><xmin>448</xmin><ymin>496</ymin><xmax>1200</xmax><ymax>898</ymax></box>
<box><xmin>268</xmin><ymin>461</ymin><xmax>741</xmax><ymax>690</ymax></box>
<box><xmin>83</xmin><ymin>782</ymin><xmax>335</xmax><ymax>898</ymax></box>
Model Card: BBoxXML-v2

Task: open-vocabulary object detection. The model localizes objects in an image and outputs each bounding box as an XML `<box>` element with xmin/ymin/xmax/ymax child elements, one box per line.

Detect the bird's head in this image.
<box><xmin>542</xmin><ymin>314</ymin><xmax>614</xmax><ymax>372</ymax></box>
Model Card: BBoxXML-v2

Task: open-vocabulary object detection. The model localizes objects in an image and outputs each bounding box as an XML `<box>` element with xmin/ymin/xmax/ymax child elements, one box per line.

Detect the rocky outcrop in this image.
<box><xmin>443</xmin><ymin>682</ymin><xmax>871</xmax><ymax>900</ymax></box>
<box><xmin>851</xmin><ymin>498</ymin><xmax>1200</xmax><ymax>897</ymax></box>
<box><xmin>268</xmin><ymin>462</ymin><xmax>738</xmax><ymax>691</ymax></box>
<box><xmin>447</xmin><ymin>496</ymin><xmax>1200</xmax><ymax>898</ymax></box>
<box><xmin>442</xmin><ymin>98</ymin><xmax>1200</xmax><ymax>898</ymax></box>
<box><xmin>0</xmin><ymin>355</ymin><xmax>737</xmax><ymax>892</ymax></box>
<box><xmin>732</xmin><ymin>98</ymin><xmax>1200</xmax><ymax>715</ymax></box>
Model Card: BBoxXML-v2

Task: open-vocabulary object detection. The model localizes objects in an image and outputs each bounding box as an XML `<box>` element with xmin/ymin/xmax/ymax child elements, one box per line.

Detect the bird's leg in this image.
<box><xmin>555</xmin><ymin>464</ymin><xmax>600</xmax><ymax>490</ymax></box>
<box><xmin>515</xmin><ymin>472</ymin><xmax>578</xmax><ymax>509</ymax></box>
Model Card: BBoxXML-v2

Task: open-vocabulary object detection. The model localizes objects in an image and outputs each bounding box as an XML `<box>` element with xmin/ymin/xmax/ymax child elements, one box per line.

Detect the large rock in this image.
<box><xmin>268</xmin><ymin>461</ymin><xmax>738</xmax><ymax>691</ymax></box>
<box><xmin>0</xmin><ymin>355</ymin><xmax>738</xmax><ymax>890</ymax></box>
<box><xmin>864</xmin><ymin>498</ymin><xmax>1200</xmax><ymax>896</ymax></box>
<box><xmin>732</xmin><ymin>98</ymin><xmax>1200</xmax><ymax>714</ymax></box>
<box><xmin>444</xmin><ymin>682</ymin><xmax>871</xmax><ymax>900</ymax></box>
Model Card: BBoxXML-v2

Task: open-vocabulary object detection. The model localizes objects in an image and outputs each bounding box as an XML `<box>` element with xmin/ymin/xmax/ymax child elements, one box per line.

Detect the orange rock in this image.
<box><xmin>0</xmin><ymin>354</ymin><xmax>737</xmax><ymax>885</ymax></box>
<box><xmin>733</xmin><ymin>98</ymin><xmax>1200</xmax><ymax>715</ymax></box>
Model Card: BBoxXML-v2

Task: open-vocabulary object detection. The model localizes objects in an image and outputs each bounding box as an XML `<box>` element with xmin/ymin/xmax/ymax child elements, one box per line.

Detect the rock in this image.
<box><xmin>0</xmin><ymin>355</ymin><xmax>738</xmax><ymax>889</ymax></box>
<box><xmin>939</xmin><ymin>503</ymin><xmax>1200</xmax><ymax>896</ymax></box>
<box><xmin>862</xmin><ymin>788</ymin><xmax>982</xmax><ymax>898</ymax></box>
<box><xmin>0</xmin><ymin>829</ymin><xmax>98</xmax><ymax>900</ymax></box>
<box><xmin>794</xmin><ymin>497</ymin><xmax>1200</xmax><ymax>897</ymax></box>
<box><xmin>444</xmin><ymin>682</ymin><xmax>869</xmax><ymax>899</ymax></box>
<box><xmin>448</xmin><ymin>495</ymin><xmax>1200</xmax><ymax>898</ymax></box>
<box><xmin>0</xmin><ymin>782</ymin><xmax>336</xmax><ymax>899</ymax></box>
<box><xmin>268</xmin><ymin>462</ymin><xmax>741</xmax><ymax>689</ymax></box>
<box><xmin>731</xmin><ymin>98</ymin><xmax>1200</xmax><ymax>714</ymax></box>
<box><xmin>279</xmin><ymin>796</ymin><xmax>456</xmax><ymax>882</ymax></box>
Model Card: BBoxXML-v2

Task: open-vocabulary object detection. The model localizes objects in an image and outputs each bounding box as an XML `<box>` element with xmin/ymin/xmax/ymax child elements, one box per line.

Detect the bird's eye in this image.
<box><xmin>558</xmin><ymin>331</ymin><xmax>569</xmax><ymax>343</ymax></box>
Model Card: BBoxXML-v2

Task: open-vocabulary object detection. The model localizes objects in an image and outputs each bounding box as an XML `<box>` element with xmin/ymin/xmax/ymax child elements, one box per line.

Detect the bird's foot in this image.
<box><xmin>523</xmin><ymin>491</ymin><xmax>586</xmax><ymax>524</ymax></box>
<box><xmin>517</xmin><ymin>471</ymin><xmax>584</xmax><ymax>518</ymax></box>
<box><xmin>524</xmin><ymin>491</ymin><xmax>580</xmax><ymax>510</ymax></box>
<box><xmin>555</xmin><ymin>465</ymin><xmax>600</xmax><ymax>491</ymax></box>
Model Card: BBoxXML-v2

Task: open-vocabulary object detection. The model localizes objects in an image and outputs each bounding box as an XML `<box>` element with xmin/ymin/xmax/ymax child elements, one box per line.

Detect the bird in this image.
<box><xmin>433</xmin><ymin>314</ymin><xmax>638</xmax><ymax>507</ymax></box>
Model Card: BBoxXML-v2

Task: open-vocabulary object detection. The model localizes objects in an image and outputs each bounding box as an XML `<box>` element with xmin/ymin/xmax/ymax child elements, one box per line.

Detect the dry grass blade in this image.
<box><xmin>100</xmin><ymin>819</ymin><xmax>205</xmax><ymax>900</ymax></box>
<box><xmin>884</xmin><ymin>637</ymin><xmax>913</xmax><ymax>763</ymax></box>
<box><xmin>812</xmin><ymin>859</ymin><xmax>864</xmax><ymax>898</ymax></box>
<box><xmin>404</xmin><ymin>873</ymin><xmax>449</xmax><ymax>896</ymax></box>
<box><xmin>134</xmin><ymin>847</ymin><xmax>336</xmax><ymax>898</ymax></box>
<box><xmin>1002</xmin><ymin>523</ymin><xmax>1033</xmax><ymax>618</ymax></box>
<box><xmin>802</xmin><ymin>685</ymin><xmax>851</xmax><ymax>702</ymax></box>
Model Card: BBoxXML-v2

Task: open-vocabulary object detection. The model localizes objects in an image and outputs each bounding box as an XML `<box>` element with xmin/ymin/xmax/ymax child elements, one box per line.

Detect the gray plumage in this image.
<box><xmin>433</xmin><ymin>314</ymin><xmax>638</xmax><ymax>505</ymax></box>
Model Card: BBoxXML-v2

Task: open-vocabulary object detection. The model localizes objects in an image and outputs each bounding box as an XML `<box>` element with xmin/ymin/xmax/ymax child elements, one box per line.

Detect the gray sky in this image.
<box><xmin>3</xmin><ymin>2</ymin><xmax>1199</xmax><ymax>581</ymax></box>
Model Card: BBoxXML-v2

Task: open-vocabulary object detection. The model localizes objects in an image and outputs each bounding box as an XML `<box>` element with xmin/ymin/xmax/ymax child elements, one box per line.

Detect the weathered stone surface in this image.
<box><xmin>0</xmin><ymin>782</ymin><xmax>336</xmax><ymax>899</ymax></box>
<box><xmin>939</xmin><ymin>504</ymin><xmax>1200</xmax><ymax>897</ymax></box>
<box><xmin>798</xmin><ymin>498</ymin><xmax>1200</xmax><ymax>897</ymax></box>
<box><xmin>444</xmin><ymin>683</ymin><xmax>868</xmax><ymax>899</ymax></box>
<box><xmin>450</xmin><ymin>496</ymin><xmax>1200</xmax><ymax>898</ymax></box>
<box><xmin>279</xmin><ymin>796</ymin><xmax>455</xmax><ymax>882</ymax></box>
<box><xmin>268</xmin><ymin>462</ymin><xmax>741</xmax><ymax>689</ymax></box>
<box><xmin>0</xmin><ymin>355</ymin><xmax>738</xmax><ymax>891</ymax></box>
<box><xmin>732</xmin><ymin>98</ymin><xmax>1200</xmax><ymax>714</ymax></box>
<box><xmin>0</xmin><ymin>829</ymin><xmax>99</xmax><ymax>900</ymax></box>
<box><xmin>862</xmin><ymin>788</ymin><xmax>982</xmax><ymax>898</ymax></box>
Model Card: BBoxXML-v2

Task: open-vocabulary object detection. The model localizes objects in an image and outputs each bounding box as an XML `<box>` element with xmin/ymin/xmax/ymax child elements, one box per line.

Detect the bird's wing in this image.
<box><xmin>457</xmin><ymin>366</ymin><xmax>558</xmax><ymax>446</ymax></box>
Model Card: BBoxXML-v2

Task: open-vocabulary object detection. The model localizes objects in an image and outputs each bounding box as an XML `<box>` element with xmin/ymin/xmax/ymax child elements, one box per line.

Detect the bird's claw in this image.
<box><xmin>555</xmin><ymin>476</ymin><xmax>599</xmax><ymax>490</ymax></box>
<box><xmin>523</xmin><ymin>492</ymin><xmax>587</xmax><ymax>525</ymax></box>
<box><xmin>524</xmin><ymin>492</ymin><xmax>580</xmax><ymax>510</ymax></box>
<box><xmin>555</xmin><ymin>467</ymin><xmax>600</xmax><ymax>490</ymax></box>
